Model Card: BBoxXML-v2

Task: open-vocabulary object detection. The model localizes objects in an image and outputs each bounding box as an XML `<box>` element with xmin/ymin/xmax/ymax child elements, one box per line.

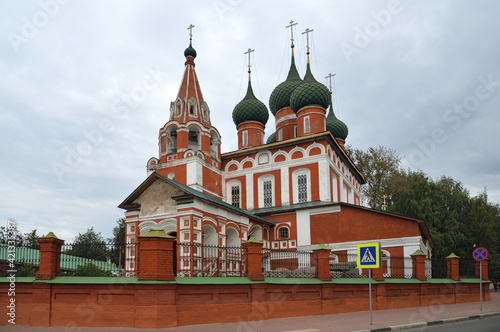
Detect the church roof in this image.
<box><xmin>118</xmin><ymin>173</ymin><xmax>274</xmax><ymax>226</ymax></box>
<box><xmin>232</xmin><ymin>80</ymin><xmax>269</xmax><ymax>126</ymax></box>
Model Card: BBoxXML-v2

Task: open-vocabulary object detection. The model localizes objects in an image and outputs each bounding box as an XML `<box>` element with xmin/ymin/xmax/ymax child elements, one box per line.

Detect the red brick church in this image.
<box><xmin>118</xmin><ymin>27</ymin><xmax>433</xmax><ymax>277</ymax></box>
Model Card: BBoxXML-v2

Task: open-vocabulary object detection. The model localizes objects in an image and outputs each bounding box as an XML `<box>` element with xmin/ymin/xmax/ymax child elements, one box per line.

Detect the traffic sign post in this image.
<box><xmin>357</xmin><ymin>243</ymin><xmax>381</xmax><ymax>325</ymax></box>
<box><xmin>472</xmin><ymin>247</ymin><xmax>488</xmax><ymax>311</ymax></box>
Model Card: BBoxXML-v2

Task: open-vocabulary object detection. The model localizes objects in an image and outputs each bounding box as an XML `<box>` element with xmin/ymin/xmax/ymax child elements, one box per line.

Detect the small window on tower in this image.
<box><xmin>277</xmin><ymin>129</ymin><xmax>282</xmax><ymax>141</ymax></box>
<box><xmin>304</xmin><ymin>116</ymin><xmax>310</xmax><ymax>133</ymax></box>
<box><xmin>189</xmin><ymin>104</ymin><xmax>195</xmax><ymax>116</ymax></box>
<box><xmin>294</xmin><ymin>126</ymin><xmax>298</xmax><ymax>137</ymax></box>
<box><xmin>242</xmin><ymin>131</ymin><xmax>248</xmax><ymax>146</ymax></box>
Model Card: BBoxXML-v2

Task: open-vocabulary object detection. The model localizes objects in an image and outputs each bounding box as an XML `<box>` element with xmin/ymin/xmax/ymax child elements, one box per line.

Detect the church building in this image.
<box><xmin>118</xmin><ymin>25</ymin><xmax>433</xmax><ymax>277</ymax></box>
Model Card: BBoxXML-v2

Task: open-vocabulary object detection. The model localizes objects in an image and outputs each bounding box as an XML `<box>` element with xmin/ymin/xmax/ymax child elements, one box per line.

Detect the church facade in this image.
<box><xmin>118</xmin><ymin>30</ymin><xmax>433</xmax><ymax>277</ymax></box>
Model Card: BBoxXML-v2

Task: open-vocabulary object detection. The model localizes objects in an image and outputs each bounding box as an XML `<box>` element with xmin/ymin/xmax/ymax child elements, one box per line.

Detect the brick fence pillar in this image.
<box><xmin>411</xmin><ymin>250</ymin><xmax>427</xmax><ymax>281</ymax></box>
<box><xmin>137</xmin><ymin>230</ymin><xmax>176</xmax><ymax>281</ymax></box>
<box><xmin>36</xmin><ymin>232</ymin><xmax>64</xmax><ymax>280</ymax></box>
<box><xmin>243</xmin><ymin>236</ymin><xmax>264</xmax><ymax>281</ymax></box>
<box><xmin>313</xmin><ymin>244</ymin><xmax>332</xmax><ymax>281</ymax></box>
<box><xmin>476</xmin><ymin>260</ymin><xmax>489</xmax><ymax>280</ymax></box>
<box><xmin>371</xmin><ymin>265</ymin><xmax>385</xmax><ymax>281</ymax></box>
<box><xmin>446</xmin><ymin>253</ymin><xmax>460</xmax><ymax>281</ymax></box>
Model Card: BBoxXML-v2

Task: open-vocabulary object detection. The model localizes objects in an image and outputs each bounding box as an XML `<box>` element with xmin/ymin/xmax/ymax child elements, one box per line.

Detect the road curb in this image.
<box><xmin>353</xmin><ymin>311</ymin><xmax>500</xmax><ymax>332</ymax></box>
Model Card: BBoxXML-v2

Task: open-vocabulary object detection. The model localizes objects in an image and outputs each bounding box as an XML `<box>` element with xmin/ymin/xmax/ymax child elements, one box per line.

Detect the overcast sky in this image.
<box><xmin>1</xmin><ymin>0</ymin><xmax>499</xmax><ymax>241</ymax></box>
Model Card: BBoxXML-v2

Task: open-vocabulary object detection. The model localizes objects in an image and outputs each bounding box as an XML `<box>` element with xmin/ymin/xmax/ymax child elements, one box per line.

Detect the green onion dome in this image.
<box><xmin>326</xmin><ymin>103</ymin><xmax>348</xmax><ymax>140</ymax></box>
<box><xmin>269</xmin><ymin>55</ymin><xmax>302</xmax><ymax>115</ymax></box>
<box><xmin>184</xmin><ymin>42</ymin><xmax>197</xmax><ymax>59</ymax></box>
<box><xmin>266</xmin><ymin>132</ymin><xmax>276</xmax><ymax>144</ymax></box>
<box><xmin>232</xmin><ymin>81</ymin><xmax>269</xmax><ymax>127</ymax></box>
<box><xmin>290</xmin><ymin>63</ymin><xmax>331</xmax><ymax>113</ymax></box>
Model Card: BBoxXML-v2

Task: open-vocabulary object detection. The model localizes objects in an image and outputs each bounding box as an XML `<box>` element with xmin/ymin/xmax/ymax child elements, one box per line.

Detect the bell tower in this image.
<box><xmin>147</xmin><ymin>25</ymin><xmax>223</xmax><ymax>198</ymax></box>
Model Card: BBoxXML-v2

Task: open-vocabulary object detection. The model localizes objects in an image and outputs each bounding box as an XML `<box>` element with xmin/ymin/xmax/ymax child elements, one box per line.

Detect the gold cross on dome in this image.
<box><xmin>286</xmin><ymin>20</ymin><xmax>298</xmax><ymax>47</ymax></box>
<box><xmin>188</xmin><ymin>24</ymin><xmax>195</xmax><ymax>41</ymax></box>
<box><xmin>382</xmin><ymin>194</ymin><xmax>388</xmax><ymax>211</ymax></box>
<box><xmin>244</xmin><ymin>48</ymin><xmax>255</xmax><ymax>75</ymax></box>
<box><xmin>325</xmin><ymin>73</ymin><xmax>336</xmax><ymax>93</ymax></box>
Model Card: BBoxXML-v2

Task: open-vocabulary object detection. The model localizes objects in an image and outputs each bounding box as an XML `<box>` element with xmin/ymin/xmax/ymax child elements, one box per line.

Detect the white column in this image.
<box><xmin>281</xmin><ymin>166</ymin><xmax>290</xmax><ymax>206</ymax></box>
<box><xmin>246</xmin><ymin>173</ymin><xmax>254</xmax><ymax>210</ymax></box>
<box><xmin>296</xmin><ymin>210</ymin><xmax>311</xmax><ymax>246</ymax></box>
<box><xmin>318</xmin><ymin>159</ymin><xmax>330</xmax><ymax>201</ymax></box>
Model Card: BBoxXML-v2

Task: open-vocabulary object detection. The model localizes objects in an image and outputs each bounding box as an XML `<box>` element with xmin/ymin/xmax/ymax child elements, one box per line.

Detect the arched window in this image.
<box><xmin>210</xmin><ymin>132</ymin><xmax>219</xmax><ymax>159</ymax></box>
<box><xmin>292</xmin><ymin>168</ymin><xmax>311</xmax><ymax>204</ymax></box>
<box><xmin>278</xmin><ymin>227</ymin><xmax>289</xmax><ymax>239</ymax></box>
<box><xmin>188</xmin><ymin>125</ymin><xmax>201</xmax><ymax>151</ymax></box>
<box><xmin>166</xmin><ymin>126</ymin><xmax>178</xmax><ymax>154</ymax></box>
<box><xmin>258</xmin><ymin>174</ymin><xmax>274</xmax><ymax>208</ymax></box>
<box><xmin>231</xmin><ymin>186</ymin><xmax>240</xmax><ymax>208</ymax></box>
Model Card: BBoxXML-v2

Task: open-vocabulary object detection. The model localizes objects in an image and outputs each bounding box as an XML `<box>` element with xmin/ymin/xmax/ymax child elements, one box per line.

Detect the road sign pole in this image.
<box><xmin>369</xmin><ymin>268</ymin><xmax>373</xmax><ymax>325</ymax></box>
<box><xmin>480</xmin><ymin>261</ymin><xmax>483</xmax><ymax>311</ymax></box>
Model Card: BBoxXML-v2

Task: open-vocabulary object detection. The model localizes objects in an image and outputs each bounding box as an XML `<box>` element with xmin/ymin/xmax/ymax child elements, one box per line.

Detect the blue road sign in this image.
<box><xmin>473</xmin><ymin>247</ymin><xmax>488</xmax><ymax>261</ymax></box>
<box><xmin>357</xmin><ymin>243</ymin><xmax>381</xmax><ymax>268</ymax></box>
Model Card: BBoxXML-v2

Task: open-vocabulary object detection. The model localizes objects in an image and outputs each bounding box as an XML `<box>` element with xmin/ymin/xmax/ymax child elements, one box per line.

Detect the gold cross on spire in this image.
<box><xmin>325</xmin><ymin>73</ymin><xmax>336</xmax><ymax>93</ymax></box>
<box><xmin>244</xmin><ymin>48</ymin><xmax>255</xmax><ymax>80</ymax></box>
<box><xmin>381</xmin><ymin>194</ymin><xmax>388</xmax><ymax>211</ymax></box>
<box><xmin>188</xmin><ymin>24</ymin><xmax>195</xmax><ymax>42</ymax></box>
<box><xmin>286</xmin><ymin>20</ymin><xmax>298</xmax><ymax>49</ymax></box>
<box><xmin>302</xmin><ymin>28</ymin><xmax>314</xmax><ymax>62</ymax></box>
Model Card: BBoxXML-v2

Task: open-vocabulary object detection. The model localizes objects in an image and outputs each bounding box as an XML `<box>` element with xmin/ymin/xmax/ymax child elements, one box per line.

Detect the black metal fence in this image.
<box><xmin>177</xmin><ymin>243</ymin><xmax>246</xmax><ymax>277</ymax></box>
<box><xmin>459</xmin><ymin>259</ymin><xmax>477</xmax><ymax>279</ymax></box>
<box><xmin>426</xmin><ymin>258</ymin><xmax>448</xmax><ymax>279</ymax></box>
<box><xmin>262</xmin><ymin>249</ymin><xmax>317</xmax><ymax>278</ymax></box>
<box><xmin>329</xmin><ymin>252</ymin><xmax>366</xmax><ymax>278</ymax></box>
<box><xmin>59</xmin><ymin>242</ymin><xmax>133</xmax><ymax>276</ymax></box>
<box><xmin>0</xmin><ymin>243</ymin><xmax>40</xmax><ymax>277</ymax></box>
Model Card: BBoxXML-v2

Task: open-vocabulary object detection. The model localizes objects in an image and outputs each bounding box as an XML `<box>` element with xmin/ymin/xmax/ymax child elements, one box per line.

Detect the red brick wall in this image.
<box><xmin>310</xmin><ymin>205</ymin><xmax>421</xmax><ymax>244</ymax></box>
<box><xmin>0</xmin><ymin>280</ymin><xmax>488</xmax><ymax>328</ymax></box>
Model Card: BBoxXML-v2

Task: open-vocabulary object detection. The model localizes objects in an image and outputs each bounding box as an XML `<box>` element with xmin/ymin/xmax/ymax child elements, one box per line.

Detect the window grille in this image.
<box><xmin>298</xmin><ymin>174</ymin><xmax>307</xmax><ymax>202</ymax></box>
<box><xmin>263</xmin><ymin>180</ymin><xmax>272</xmax><ymax>207</ymax></box>
<box><xmin>231</xmin><ymin>186</ymin><xmax>240</xmax><ymax>208</ymax></box>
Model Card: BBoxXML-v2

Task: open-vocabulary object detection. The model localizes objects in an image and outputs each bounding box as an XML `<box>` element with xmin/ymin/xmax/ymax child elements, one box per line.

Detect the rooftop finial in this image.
<box><xmin>188</xmin><ymin>24</ymin><xmax>195</xmax><ymax>43</ymax></box>
<box><xmin>244</xmin><ymin>48</ymin><xmax>255</xmax><ymax>81</ymax></box>
<box><xmin>286</xmin><ymin>20</ymin><xmax>298</xmax><ymax>54</ymax></box>
<box><xmin>302</xmin><ymin>28</ymin><xmax>314</xmax><ymax>63</ymax></box>
<box><xmin>325</xmin><ymin>73</ymin><xmax>336</xmax><ymax>96</ymax></box>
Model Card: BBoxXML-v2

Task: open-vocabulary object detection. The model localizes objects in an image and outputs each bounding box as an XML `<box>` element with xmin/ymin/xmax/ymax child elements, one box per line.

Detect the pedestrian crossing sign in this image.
<box><xmin>357</xmin><ymin>243</ymin><xmax>381</xmax><ymax>268</ymax></box>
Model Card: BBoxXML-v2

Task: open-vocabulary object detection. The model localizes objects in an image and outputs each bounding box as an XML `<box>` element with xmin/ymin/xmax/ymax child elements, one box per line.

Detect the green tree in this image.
<box><xmin>65</xmin><ymin>227</ymin><xmax>108</xmax><ymax>261</ymax></box>
<box><xmin>345</xmin><ymin>145</ymin><xmax>405</xmax><ymax>209</ymax></box>
<box><xmin>109</xmin><ymin>218</ymin><xmax>126</xmax><ymax>268</ymax></box>
<box><xmin>72</xmin><ymin>263</ymin><xmax>111</xmax><ymax>277</ymax></box>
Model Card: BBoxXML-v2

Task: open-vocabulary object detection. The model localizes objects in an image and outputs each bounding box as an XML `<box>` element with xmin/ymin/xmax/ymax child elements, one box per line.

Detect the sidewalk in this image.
<box><xmin>2</xmin><ymin>292</ymin><xmax>500</xmax><ymax>331</ymax></box>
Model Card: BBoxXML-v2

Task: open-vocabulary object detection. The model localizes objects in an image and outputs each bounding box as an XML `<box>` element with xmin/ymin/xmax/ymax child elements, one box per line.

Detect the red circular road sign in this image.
<box><xmin>473</xmin><ymin>247</ymin><xmax>489</xmax><ymax>261</ymax></box>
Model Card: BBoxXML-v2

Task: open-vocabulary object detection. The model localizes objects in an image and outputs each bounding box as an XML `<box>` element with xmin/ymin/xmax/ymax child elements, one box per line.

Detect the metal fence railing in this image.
<box><xmin>459</xmin><ymin>259</ymin><xmax>477</xmax><ymax>279</ymax></box>
<box><xmin>60</xmin><ymin>242</ymin><xmax>132</xmax><ymax>276</ymax></box>
<box><xmin>383</xmin><ymin>256</ymin><xmax>414</xmax><ymax>279</ymax></box>
<box><xmin>262</xmin><ymin>249</ymin><xmax>317</xmax><ymax>278</ymax></box>
<box><xmin>426</xmin><ymin>258</ymin><xmax>447</xmax><ymax>279</ymax></box>
<box><xmin>177</xmin><ymin>243</ymin><xmax>246</xmax><ymax>277</ymax></box>
<box><xmin>0</xmin><ymin>243</ymin><xmax>40</xmax><ymax>277</ymax></box>
<box><xmin>329</xmin><ymin>252</ymin><xmax>366</xmax><ymax>278</ymax></box>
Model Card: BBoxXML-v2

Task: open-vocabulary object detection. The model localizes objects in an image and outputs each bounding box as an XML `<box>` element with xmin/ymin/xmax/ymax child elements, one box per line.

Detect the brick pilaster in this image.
<box><xmin>313</xmin><ymin>244</ymin><xmax>332</xmax><ymax>281</ymax></box>
<box><xmin>243</xmin><ymin>236</ymin><xmax>264</xmax><ymax>281</ymax></box>
<box><xmin>476</xmin><ymin>260</ymin><xmax>489</xmax><ymax>280</ymax></box>
<box><xmin>36</xmin><ymin>232</ymin><xmax>64</xmax><ymax>280</ymax></box>
<box><xmin>446</xmin><ymin>253</ymin><xmax>460</xmax><ymax>281</ymax></box>
<box><xmin>411</xmin><ymin>250</ymin><xmax>427</xmax><ymax>281</ymax></box>
<box><xmin>137</xmin><ymin>230</ymin><xmax>176</xmax><ymax>281</ymax></box>
<box><xmin>371</xmin><ymin>265</ymin><xmax>385</xmax><ymax>281</ymax></box>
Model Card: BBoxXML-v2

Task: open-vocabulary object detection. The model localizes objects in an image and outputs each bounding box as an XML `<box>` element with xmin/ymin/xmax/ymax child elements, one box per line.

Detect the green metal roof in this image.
<box><xmin>184</xmin><ymin>42</ymin><xmax>197</xmax><ymax>59</ymax></box>
<box><xmin>290</xmin><ymin>63</ymin><xmax>331</xmax><ymax>113</ymax></box>
<box><xmin>232</xmin><ymin>81</ymin><xmax>269</xmax><ymax>126</ymax></box>
<box><xmin>266</xmin><ymin>131</ymin><xmax>276</xmax><ymax>144</ymax></box>
<box><xmin>249</xmin><ymin>200</ymin><xmax>335</xmax><ymax>215</ymax></box>
<box><xmin>326</xmin><ymin>103</ymin><xmax>348</xmax><ymax>140</ymax></box>
<box><xmin>269</xmin><ymin>55</ymin><xmax>302</xmax><ymax>115</ymax></box>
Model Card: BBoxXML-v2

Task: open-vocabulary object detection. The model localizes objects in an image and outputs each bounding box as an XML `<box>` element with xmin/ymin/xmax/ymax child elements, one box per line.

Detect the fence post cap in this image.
<box><xmin>43</xmin><ymin>232</ymin><xmax>59</xmax><ymax>239</ymax></box>
<box><xmin>139</xmin><ymin>230</ymin><xmax>175</xmax><ymax>238</ymax></box>
<box><xmin>313</xmin><ymin>243</ymin><xmax>331</xmax><ymax>251</ymax></box>
<box><xmin>410</xmin><ymin>250</ymin><xmax>426</xmax><ymax>256</ymax></box>
<box><xmin>446</xmin><ymin>253</ymin><xmax>460</xmax><ymax>259</ymax></box>
<box><xmin>246</xmin><ymin>236</ymin><xmax>263</xmax><ymax>244</ymax></box>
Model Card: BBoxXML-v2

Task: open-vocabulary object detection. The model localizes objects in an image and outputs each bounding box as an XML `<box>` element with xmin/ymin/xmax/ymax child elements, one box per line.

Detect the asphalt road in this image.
<box><xmin>406</xmin><ymin>315</ymin><xmax>500</xmax><ymax>332</ymax></box>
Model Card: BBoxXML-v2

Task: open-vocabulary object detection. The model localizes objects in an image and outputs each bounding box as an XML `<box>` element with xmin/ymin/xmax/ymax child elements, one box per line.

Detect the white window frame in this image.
<box><xmin>258</xmin><ymin>174</ymin><xmax>275</xmax><ymax>208</ymax></box>
<box><xmin>242</xmin><ymin>130</ymin><xmax>248</xmax><ymax>146</ymax></box>
<box><xmin>304</xmin><ymin>116</ymin><xmax>310</xmax><ymax>133</ymax></box>
<box><xmin>292</xmin><ymin>168</ymin><xmax>311</xmax><ymax>204</ymax></box>
<box><xmin>277</xmin><ymin>129</ymin><xmax>283</xmax><ymax>141</ymax></box>
<box><xmin>226</xmin><ymin>179</ymin><xmax>242</xmax><ymax>207</ymax></box>
<box><xmin>294</xmin><ymin>125</ymin><xmax>298</xmax><ymax>138</ymax></box>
